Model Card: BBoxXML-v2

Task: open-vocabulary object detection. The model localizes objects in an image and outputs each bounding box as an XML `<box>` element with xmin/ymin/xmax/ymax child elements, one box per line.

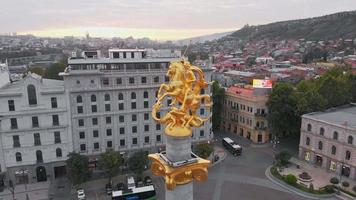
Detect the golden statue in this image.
<box><xmin>152</xmin><ymin>60</ymin><xmax>212</xmax><ymax>137</ymax></box>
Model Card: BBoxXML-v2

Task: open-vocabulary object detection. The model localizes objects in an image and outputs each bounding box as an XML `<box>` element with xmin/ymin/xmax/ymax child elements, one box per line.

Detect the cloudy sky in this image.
<box><xmin>1</xmin><ymin>0</ymin><xmax>356</xmax><ymax>40</ymax></box>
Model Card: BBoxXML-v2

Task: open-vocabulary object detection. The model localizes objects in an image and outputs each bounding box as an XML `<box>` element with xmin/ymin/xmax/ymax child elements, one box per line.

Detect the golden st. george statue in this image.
<box><xmin>152</xmin><ymin>60</ymin><xmax>212</xmax><ymax>137</ymax></box>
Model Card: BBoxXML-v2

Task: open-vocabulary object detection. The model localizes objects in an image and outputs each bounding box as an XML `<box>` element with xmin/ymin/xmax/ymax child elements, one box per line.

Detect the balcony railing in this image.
<box><xmin>254</xmin><ymin>113</ymin><xmax>267</xmax><ymax>117</ymax></box>
<box><xmin>255</xmin><ymin>126</ymin><xmax>267</xmax><ymax>130</ymax></box>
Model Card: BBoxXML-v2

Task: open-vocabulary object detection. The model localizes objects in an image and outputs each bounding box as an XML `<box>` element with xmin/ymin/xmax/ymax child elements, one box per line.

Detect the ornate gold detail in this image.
<box><xmin>152</xmin><ymin>60</ymin><xmax>212</xmax><ymax>137</ymax></box>
<box><xmin>148</xmin><ymin>154</ymin><xmax>210</xmax><ymax>190</ymax></box>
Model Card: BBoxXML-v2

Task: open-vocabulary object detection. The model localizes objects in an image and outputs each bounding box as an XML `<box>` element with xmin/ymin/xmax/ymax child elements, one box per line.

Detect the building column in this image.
<box><xmin>298</xmin><ymin>147</ymin><xmax>303</xmax><ymax>160</ymax></box>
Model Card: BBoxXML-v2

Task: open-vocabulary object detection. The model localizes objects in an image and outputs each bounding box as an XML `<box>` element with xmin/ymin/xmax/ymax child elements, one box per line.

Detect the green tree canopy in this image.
<box><xmin>44</xmin><ymin>59</ymin><xmax>68</xmax><ymax>80</ymax></box>
<box><xmin>212</xmin><ymin>81</ymin><xmax>225</xmax><ymax>130</ymax></box>
<box><xmin>66</xmin><ymin>152</ymin><xmax>90</xmax><ymax>185</ymax></box>
<box><xmin>128</xmin><ymin>151</ymin><xmax>149</xmax><ymax>178</ymax></box>
<box><xmin>27</xmin><ymin>66</ymin><xmax>46</xmax><ymax>76</ymax></box>
<box><xmin>98</xmin><ymin>150</ymin><xmax>123</xmax><ymax>184</ymax></box>
<box><xmin>194</xmin><ymin>143</ymin><xmax>214</xmax><ymax>159</ymax></box>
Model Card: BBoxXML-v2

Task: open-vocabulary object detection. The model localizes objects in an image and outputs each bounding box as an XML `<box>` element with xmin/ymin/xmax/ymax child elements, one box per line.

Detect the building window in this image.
<box><xmin>119</xmin><ymin>103</ymin><xmax>124</xmax><ymax>110</ymax></box>
<box><xmin>306</xmin><ymin>137</ymin><xmax>310</xmax><ymax>146</ymax></box>
<box><xmin>16</xmin><ymin>152</ymin><xmax>22</xmax><ymax>162</ymax></box>
<box><xmin>144</xmin><ymin>125</ymin><xmax>149</xmax><ymax>132</ymax></box>
<box><xmin>120</xmin><ymin>127</ymin><xmax>125</xmax><ymax>135</ymax></box>
<box><xmin>132</xmin><ymin>114</ymin><xmax>137</xmax><ymax>122</ymax></box>
<box><xmin>105</xmin><ymin>104</ymin><xmax>111</xmax><ymax>111</ymax></box>
<box><xmin>94</xmin><ymin>142</ymin><xmax>99</xmax><ymax>150</ymax></box>
<box><xmin>27</xmin><ymin>84</ymin><xmax>37</xmax><ymax>105</ymax></box>
<box><xmin>106</xmin><ymin>116</ymin><xmax>111</xmax><ymax>124</ymax></box>
<box><xmin>141</xmin><ymin>77</ymin><xmax>147</xmax><ymax>84</ymax></box>
<box><xmin>132</xmin><ymin>126</ymin><xmax>137</xmax><ymax>133</ymax></box>
<box><xmin>76</xmin><ymin>95</ymin><xmax>82</xmax><ymax>103</ymax></box>
<box><xmin>200</xmin><ymin>109</ymin><xmax>205</xmax><ymax>115</ymax></box>
<box><xmin>200</xmin><ymin>130</ymin><xmax>204</xmax><ymax>137</ymax></box>
<box><xmin>93</xmin><ymin>130</ymin><xmax>99</xmax><ymax>138</ymax></box>
<box><xmin>77</xmin><ymin>106</ymin><xmax>83</xmax><ymax>114</ymax></box>
<box><xmin>36</xmin><ymin>150</ymin><xmax>43</xmax><ymax>162</ymax></box>
<box><xmin>107</xmin><ymin>141</ymin><xmax>112</xmax><ymax>148</ymax></box>
<box><xmin>78</xmin><ymin>119</ymin><xmax>84</xmax><ymax>127</ymax></box>
<box><xmin>348</xmin><ymin>136</ymin><xmax>353</xmax><ymax>145</ymax></box>
<box><xmin>132</xmin><ymin>138</ymin><xmax>137</xmax><ymax>145</ymax></box>
<box><xmin>144</xmin><ymin>113</ymin><xmax>149</xmax><ymax>120</ymax></box>
<box><xmin>156</xmin><ymin>135</ymin><xmax>161</xmax><ymax>142</ymax></box>
<box><xmin>165</xmin><ymin>76</ymin><xmax>169</xmax><ymax>82</ymax></box>
<box><xmin>154</xmin><ymin>76</ymin><xmax>159</xmax><ymax>83</ymax></box>
<box><xmin>120</xmin><ymin>139</ymin><xmax>125</xmax><ymax>146</ymax></box>
<box><xmin>320</xmin><ymin>127</ymin><xmax>324</xmax><ymax>136</ymax></box>
<box><xmin>54</xmin><ymin>131</ymin><xmax>61</xmax><ymax>144</ymax></box>
<box><xmin>118</xmin><ymin>93</ymin><xmax>124</xmax><ymax>100</ymax></box>
<box><xmin>52</xmin><ymin>115</ymin><xmax>59</xmax><ymax>126</ymax></box>
<box><xmin>105</xmin><ymin>94</ymin><xmax>110</xmax><ymax>101</ymax></box>
<box><xmin>10</xmin><ymin>118</ymin><xmax>18</xmax><ymax>129</ymax></box>
<box><xmin>318</xmin><ymin>141</ymin><xmax>323</xmax><ymax>150</ymax></box>
<box><xmin>91</xmin><ymin>80</ymin><xmax>95</xmax><ymax>84</ymax></box>
<box><xmin>144</xmin><ymin>136</ymin><xmax>149</xmax><ymax>143</ymax></box>
<box><xmin>106</xmin><ymin>129</ymin><xmax>112</xmax><ymax>136</ymax></box>
<box><xmin>167</xmin><ymin>99</ymin><xmax>172</xmax><ymax>106</ymax></box>
<box><xmin>32</xmin><ymin>116</ymin><xmax>39</xmax><ymax>128</ymax></box>
<box><xmin>91</xmin><ymin>105</ymin><xmax>97</xmax><ymax>113</ymax></box>
<box><xmin>79</xmin><ymin>131</ymin><xmax>85</xmax><ymax>139</ymax></box>
<box><xmin>345</xmin><ymin>150</ymin><xmax>351</xmax><ymax>160</ymax></box>
<box><xmin>116</xmin><ymin>78</ymin><xmax>122</xmax><ymax>85</ymax></box>
<box><xmin>143</xmin><ymin>91</ymin><xmax>148</xmax><ymax>98</ymax></box>
<box><xmin>80</xmin><ymin>144</ymin><xmax>86</xmax><ymax>151</ymax></box>
<box><xmin>307</xmin><ymin>124</ymin><xmax>312</xmax><ymax>132</ymax></box>
<box><xmin>102</xmin><ymin>78</ymin><xmax>109</xmax><ymax>85</ymax></box>
<box><xmin>51</xmin><ymin>97</ymin><xmax>57</xmax><ymax>108</ymax></box>
<box><xmin>76</xmin><ymin>80</ymin><xmax>80</xmax><ymax>84</ymax></box>
<box><xmin>56</xmin><ymin>148</ymin><xmax>62</xmax><ymax>157</ymax></box>
<box><xmin>129</xmin><ymin>77</ymin><xmax>135</xmax><ymax>84</ymax></box>
<box><xmin>8</xmin><ymin>100</ymin><xmax>15</xmax><ymax>111</ymax></box>
<box><xmin>91</xmin><ymin>95</ymin><xmax>96</xmax><ymax>102</ymax></box>
<box><xmin>13</xmin><ymin>135</ymin><xmax>20</xmax><ymax>147</ymax></box>
<box><xmin>131</xmin><ymin>102</ymin><xmax>136</xmax><ymax>109</ymax></box>
<box><xmin>144</xmin><ymin>101</ymin><xmax>149</xmax><ymax>108</ymax></box>
<box><xmin>119</xmin><ymin>115</ymin><xmax>124</xmax><ymax>123</ymax></box>
<box><xmin>131</xmin><ymin>92</ymin><xmax>136</xmax><ymax>99</ymax></box>
<box><xmin>331</xmin><ymin>145</ymin><xmax>336</xmax><ymax>155</ymax></box>
<box><xmin>333</xmin><ymin>131</ymin><xmax>338</xmax><ymax>140</ymax></box>
<box><xmin>92</xmin><ymin>118</ymin><xmax>98</xmax><ymax>125</ymax></box>
<box><xmin>156</xmin><ymin>124</ymin><xmax>161</xmax><ymax>131</ymax></box>
<box><xmin>200</xmin><ymin>89</ymin><xmax>205</xmax><ymax>94</ymax></box>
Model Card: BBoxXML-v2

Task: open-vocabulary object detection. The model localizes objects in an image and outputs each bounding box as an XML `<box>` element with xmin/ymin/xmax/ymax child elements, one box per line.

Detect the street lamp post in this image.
<box><xmin>271</xmin><ymin>135</ymin><xmax>279</xmax><ymax>164</ymax></box>
<box><xmin>338</xmin><ymin>161</ymin><xmax>345</xmax><ymax>194</ymax></box>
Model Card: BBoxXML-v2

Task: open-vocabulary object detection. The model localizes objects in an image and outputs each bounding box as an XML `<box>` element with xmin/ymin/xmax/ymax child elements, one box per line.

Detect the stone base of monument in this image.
<box><xmin>148</xmin><ymin>135</ymin><xmax>210</xmax><ymax>200</ymax></box>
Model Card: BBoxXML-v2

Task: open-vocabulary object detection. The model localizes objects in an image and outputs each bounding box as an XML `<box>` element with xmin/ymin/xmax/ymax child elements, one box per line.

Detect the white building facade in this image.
<box><xmin>0</xmin><ymin>72</ymin><xmax>72</xmax><ymax>184</ymax></box>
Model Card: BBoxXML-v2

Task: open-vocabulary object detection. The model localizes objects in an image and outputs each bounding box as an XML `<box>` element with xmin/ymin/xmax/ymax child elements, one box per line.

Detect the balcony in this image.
<box><xmin>255</xmin><ymin>126</ymin><xmax>267</xmax><ymax>131</ymax></box>
<box><xmin>254</xmin><ymin>113</ymin><xmax>267</xmax><ymax>117</ymax></box>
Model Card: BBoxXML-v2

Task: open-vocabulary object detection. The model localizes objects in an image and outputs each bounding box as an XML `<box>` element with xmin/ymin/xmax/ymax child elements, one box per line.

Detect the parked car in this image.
<box><xmin>117</xmin><ymin>182</ymin><xmax>125</xmax><ymax>191</ymax></box>
<box><xmin>144</xmin><ymin>176</ymin><xmax>152</xmax><ymax>185</ymax></box>
<box><xmin>106</xmin><ymin>183</ymin><xmax>112</xmax><ymax>195</ymax></box>
<box><xmin>77</xmin><ymin>188</ymin><xmax>85</xmax><ymax>200</ymax></box>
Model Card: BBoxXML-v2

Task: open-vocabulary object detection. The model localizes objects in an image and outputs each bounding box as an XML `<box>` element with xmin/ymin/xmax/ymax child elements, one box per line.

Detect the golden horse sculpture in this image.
<box><xmin>152</xmin><ymin>60</ymin><xmax>212</xmax><ymax>137</ymax></box>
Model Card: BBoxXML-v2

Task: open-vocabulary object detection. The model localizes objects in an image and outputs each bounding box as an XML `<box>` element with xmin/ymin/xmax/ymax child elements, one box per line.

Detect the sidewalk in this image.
<box><xmin>0</xmin><ymin>181</ymin><xmax>49</xmax><ymax>200</ymax></box>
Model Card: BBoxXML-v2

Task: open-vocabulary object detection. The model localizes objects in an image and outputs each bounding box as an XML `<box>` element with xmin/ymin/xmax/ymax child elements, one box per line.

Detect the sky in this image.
<box><xmin>1</xmin><ymin>0</ymin><xmax>356</xmax><ymax>40</ymax></box>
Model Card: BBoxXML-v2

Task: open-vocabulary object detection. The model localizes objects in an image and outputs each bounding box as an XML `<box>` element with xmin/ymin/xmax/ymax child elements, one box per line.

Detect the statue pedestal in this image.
<box><xmin>165</xmin><ymin>135</ymin><xmax>193</xmax><ymax>200</ymax></box>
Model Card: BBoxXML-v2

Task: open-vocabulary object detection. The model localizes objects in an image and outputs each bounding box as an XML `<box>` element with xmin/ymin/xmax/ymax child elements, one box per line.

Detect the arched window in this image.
<box><xmin>27</xmin><ymin>84</ymin><xmax>37</xmax><ymax>105</ymax></box>
<box><xmin>345</xmin><ymin>150</ymin><xmax>351</xmax><ymax>160</ymax></box>
<box><xmin>36</xmin><ymin>150</ymin><xmax>43</xmax><ymax>162</ymax></box>
<box><xmin>15</xmin><ymin>152</ymin><xmax>22</xmax><ymax>162</ymax></box>
<box><xmin>331</xmin><ymin>145</ymin><xmax>336</xmax><ymax>155</ymax></box>
<box><xmin>307</xmin><ymin>124</ymin><xmax>312</xmax><ymax>131</ymax></box>
<box><xmin>104</xmin><ymin>94</ymin><xmax>110</xmax><ymax>101</ymax></box>
<box><xmin>333</xmin><ymin>131</ymin><xmax>338</xmax><ymax>140</ymax></box>
<box><xmin>143</xmin><ymin>91</ymin><xmax>148</xmax><ymax>99</ymax></box>
<box><xmin>348</xmin><ymin>136</ymin><xmax>353</xmax><ymax>145</ymax></box>
<box><xmin>131</xmin><ymin>92</ymin><xmax>136</xmax><ymax>100</ymax></box>
<box><xmin>76</xmin><ymin>95</ymin><xmax>82</xmax><ymax>103</ymax></box>
<box><xmin>318</xmin><ymin>141</ymin><xmax>323</xmax><ymax>150</ymax></box>
<box><xmin>56</xmin><ymin>148</ymin><xmax>62</xmax><ymax>157</ymax></box>
<box><xmin>91</xmin><ymin>95</ymin><xmax>96</xmax><ymax>102</ymax></box>
<box><xmin>118</xmin><ymin>93</ymin><xmax>123</xmax><ymax>100</ymax></box>
<box><xmin>320</xmin><ymin>127</ymin><xmax>324</xmax><ymax>136</ymax></box>
<box><xmin>306</xmin><ymin>137</ymin><xmax>310</xmax><ymax>146</ymax></box>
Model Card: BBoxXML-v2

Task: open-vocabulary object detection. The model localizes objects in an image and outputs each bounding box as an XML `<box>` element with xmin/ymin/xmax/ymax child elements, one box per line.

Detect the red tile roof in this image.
<box><xmin>227</xmin><ymin>86</ymin><xmax>254</xmax><ymax>98</ymax></box>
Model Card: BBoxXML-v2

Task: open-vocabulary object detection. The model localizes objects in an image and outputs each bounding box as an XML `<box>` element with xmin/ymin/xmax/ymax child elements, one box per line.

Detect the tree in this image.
<box><xmin>285</xmin><ymin>174</ymin><xmax>297</xmax><ymax>185</ymax></box>
<box><xmin>212</xmin><ymin>81</ymin><xmax>225</xmax><ymax>130</ymax></box>
<box><xmin>194</xmin><ymin>143</ymin><xmax>214</xmax><ymax>159</ymax></box>
<box><xmin>342</xmin><ymin>181</ymin><xmax>349</xmax><ymax>188</ymax></box>
<box><xmin>27</xmin><ymin>66</ymin><xmax>45</xmax><ymax>76</ymax></box>
<box><xmin>330</xmin><ymin>177</ymin><xmax>339</xmax><ymax>185</ymax></box>
<box><xmin>98</xmin><ymin>150</ymin><xmax>123</xmax><ymax>184</ymax></box>
<box><xmin>275</xmin><ymin>151</ymin><xmax>291</xmax><ymax>166</ymax></box>
<box><xmin>128</xmin><ymin>151</ymin><xmax>149</xmax><ymax>178</ymax></box>
<box><xmin>66</xmin><ymin>152</ymin><xmax>91</xmax><ymax>185</ymax></box>
<box><xmin>44</xmin><ymin>59</ymin><xmax>68</xmax><ymax>80</ymax></box>
<box><xmin>267</xmin><ymin>83</ymin><xmax>299</xmax><ymax>137</ymax></box>
<box><xmin>295</xmin><ymin>80</ymin><xmax>327</xmax><ymax>116</ymax></box>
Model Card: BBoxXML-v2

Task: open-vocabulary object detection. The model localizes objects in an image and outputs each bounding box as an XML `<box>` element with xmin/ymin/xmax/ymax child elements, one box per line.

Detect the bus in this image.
<box><xmin>222</xmin><ymin>137</ymin><xmax>242</xmax><ymax>156</ymax></box>
<box><xmin>112</xmin><ymin>185</ymin><xmax>156</xmax><ymax>200</ymax></box>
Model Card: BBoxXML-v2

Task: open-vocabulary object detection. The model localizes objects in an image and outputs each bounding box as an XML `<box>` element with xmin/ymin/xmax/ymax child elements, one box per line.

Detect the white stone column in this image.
<box><xmin>165</xmin><ymin>135</ymin><xmax>193</xmax><ymax>200</ymax></box>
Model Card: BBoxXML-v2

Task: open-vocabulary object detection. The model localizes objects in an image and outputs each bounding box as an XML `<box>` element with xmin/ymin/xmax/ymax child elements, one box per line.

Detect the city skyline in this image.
<box><xmin>2</xmin><ymin>0</ymin><xmax>356</xmax><ymax>40</ymax></box>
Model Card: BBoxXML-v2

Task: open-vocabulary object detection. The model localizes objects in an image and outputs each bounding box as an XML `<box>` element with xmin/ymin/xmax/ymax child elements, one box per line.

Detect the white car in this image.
<box><xmin>77</xmin><ymin>188</ymin><xmax>85</xmax><ymax>200</ymax></box>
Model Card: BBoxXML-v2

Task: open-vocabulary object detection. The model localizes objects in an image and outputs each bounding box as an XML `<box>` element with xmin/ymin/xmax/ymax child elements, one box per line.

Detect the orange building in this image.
<box><xmin>221</xmin><ymin>85</ymin><xmax>271</xmax><ymax>143</ymax></box>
